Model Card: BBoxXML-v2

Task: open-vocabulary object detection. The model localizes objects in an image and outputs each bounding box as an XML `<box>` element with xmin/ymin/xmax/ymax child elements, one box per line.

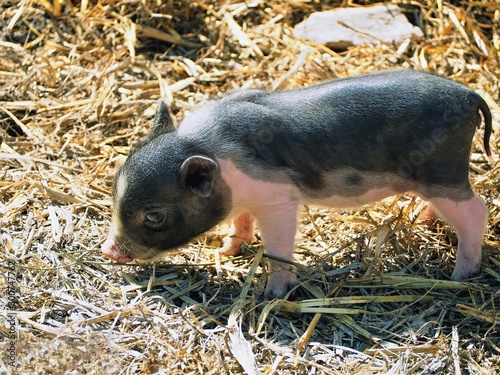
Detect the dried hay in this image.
<box><xmin>0</xmin><ymin>0</ymin><xmax>499</xmax><ymax>374</ymax></box>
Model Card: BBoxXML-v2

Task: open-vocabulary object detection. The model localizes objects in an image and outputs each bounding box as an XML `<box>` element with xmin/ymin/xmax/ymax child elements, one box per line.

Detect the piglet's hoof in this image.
<box><xmin>264</xmin><ymin>269</ymin><xmax>298</xmax><ymax>300</ymax></box>
<box><xmin>450</xmin><ymin>263</ymin><xmax>481</xmax><ymax>281</ymax></box>
<box><xmin>220</xmin><ymin>212</ymin><xmax>255</xmax><ymax>256</ymax></box>
<box><xmin>219</xmin><ymin>235</ymin><xmax>245</xmax><ymax>257</ymax></box>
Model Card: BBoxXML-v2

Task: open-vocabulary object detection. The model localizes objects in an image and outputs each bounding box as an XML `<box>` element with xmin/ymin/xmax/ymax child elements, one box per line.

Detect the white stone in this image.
<box><xmin>294</xmin><ymin>5</ymin><xmax>423</xmax><ymax>49</ymax></box>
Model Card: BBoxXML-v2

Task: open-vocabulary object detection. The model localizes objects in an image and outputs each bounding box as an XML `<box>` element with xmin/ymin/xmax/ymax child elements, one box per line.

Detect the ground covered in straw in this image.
<box><xmin>1</xmin><ymin>0</ymin><xmax>499</xmax><ymax>374</ymax></box>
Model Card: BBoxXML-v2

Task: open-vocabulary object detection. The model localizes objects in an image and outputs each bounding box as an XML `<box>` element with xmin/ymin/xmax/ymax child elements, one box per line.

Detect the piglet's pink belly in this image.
<box><xmin>218</xmin><ymin>157</ymin><xmax>400</xmax><ymax>211</ymax></box>
<box><xmin>307</xmin><ymin>187</ymin><xmax>397</xmax><ymax>209</ymax></box>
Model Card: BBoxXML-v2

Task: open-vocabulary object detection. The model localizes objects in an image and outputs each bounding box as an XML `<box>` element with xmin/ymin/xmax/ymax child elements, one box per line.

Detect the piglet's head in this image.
<box><xmin>101</xmin><ymin>100</ymin><xmax>232</xmax><ymax>263</ymax></box>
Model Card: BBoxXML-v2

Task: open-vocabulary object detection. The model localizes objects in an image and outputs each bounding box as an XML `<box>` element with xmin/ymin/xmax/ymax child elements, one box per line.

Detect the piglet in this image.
<box><xmin>101</xmin><ymin>70</ymin><xmax>493</xmax><ymax>299</ymax></box>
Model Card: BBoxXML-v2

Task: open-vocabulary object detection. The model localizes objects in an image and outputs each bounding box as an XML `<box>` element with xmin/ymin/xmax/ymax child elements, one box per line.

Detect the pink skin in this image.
<box><xmin>428</xmin><ymin>195</ymin><xmax>488</xmax><ymax>280</ymax></box>
<box><xmin>101</xmin><ymin>220</ymin><xmax>158</xmax><ymax>263</ymax></box>
<box><xmin>218</xmin><ymin>159</ymin><xmax>488</xmax><ymax>297</ymax></box>
<box><xmin>218</xmin><ymin>159</ymin><xmax>301</xmax><ymax>299</ymax></box>
<box><xmin>101</xmin><ymin>237</ymin><xmax>133</xmax><ymax>263</ymax></box>
<box><xmin>413</xmin><ymin>195</ymin><xmax>487</xmax><ymax>278</ymax></box>
<box><xmin>101</xmin><ymin>221</ymin><xmax>133</xmax><ymax>263</ymax></box>
<box><xmin>220</xmin><ymin>212</ymin><xmax>255</xmax><ymax>256</ymax></box>
<box><xmin>417</xmin><ymin>204</ymin><xmax>437</xmax><ymax>223</ymax></box>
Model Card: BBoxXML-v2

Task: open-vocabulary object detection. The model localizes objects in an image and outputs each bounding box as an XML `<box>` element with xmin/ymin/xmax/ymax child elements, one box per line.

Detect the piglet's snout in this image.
<box><xmin>101</xmin><ymin>238</ymin><xmax>133</xmax><ymax>263</ymax></box>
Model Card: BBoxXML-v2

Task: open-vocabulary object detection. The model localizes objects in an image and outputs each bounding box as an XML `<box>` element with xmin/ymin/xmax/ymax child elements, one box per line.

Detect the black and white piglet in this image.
<box><xmin>102</xmin><ymin>70</ymin><xmax>493</xmax><ymax>299</ymax></box>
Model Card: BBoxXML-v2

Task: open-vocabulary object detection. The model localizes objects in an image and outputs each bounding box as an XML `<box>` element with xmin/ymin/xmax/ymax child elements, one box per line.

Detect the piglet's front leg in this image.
<box><xmin>219</xmin><ymin>212</ymin><xmax>255</xmax><ymax>256</ymax></box>
<box><xmin>253</xmin><ymin>203</ymin><xmax>299</xmax><ymax>300</ymax></box>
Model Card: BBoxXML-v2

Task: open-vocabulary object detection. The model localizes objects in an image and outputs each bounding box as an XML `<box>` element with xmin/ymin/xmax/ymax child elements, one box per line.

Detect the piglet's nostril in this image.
<box><xmin>101</xmin><ymin>238</ymin><xmax>133</xmax><ymax>263</ymax></box>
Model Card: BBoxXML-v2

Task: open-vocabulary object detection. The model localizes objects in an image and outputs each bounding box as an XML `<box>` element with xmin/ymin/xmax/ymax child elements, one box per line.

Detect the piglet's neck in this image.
<box><xmin>216</xmin><ymin>158</ymin><xmax>300</xmax><ymax>212</ymax></box>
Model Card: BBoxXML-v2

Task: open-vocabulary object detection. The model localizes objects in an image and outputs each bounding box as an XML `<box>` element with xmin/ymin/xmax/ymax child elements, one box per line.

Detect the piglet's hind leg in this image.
<box><xmin>219</xmin><ymin>212</ymin><xmax>255</xmax><ymax>256</ymax></box>
<box><xmin>416</xmin><ymin>203</ymin><xmax>437</xmax><ymax>223</ymax></box>
<box><xmin>429</xmin><ymin>194</ymin><xmax>488</xmax><ymax>280</ymax></box>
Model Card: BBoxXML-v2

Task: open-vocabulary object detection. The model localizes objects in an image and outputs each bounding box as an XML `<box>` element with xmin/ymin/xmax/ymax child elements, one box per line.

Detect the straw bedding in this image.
<box><xmin>1</xmin><ymin>0</ymin><xmax>499</xmax><ymax>374</ymax></box>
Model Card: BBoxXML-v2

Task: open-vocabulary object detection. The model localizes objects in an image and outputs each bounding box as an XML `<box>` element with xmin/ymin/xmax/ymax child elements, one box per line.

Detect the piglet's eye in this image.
<box><xmin>144</xmin><ymin>211</ymin><xmax>168</xmax><ymax>229</ymax></box>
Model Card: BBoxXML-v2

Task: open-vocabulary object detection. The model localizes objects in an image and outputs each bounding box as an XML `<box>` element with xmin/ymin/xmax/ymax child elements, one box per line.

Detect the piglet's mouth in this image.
<box><xmin>101</xmin><ymin>238</ymin><xmax>133</xmax><ymax>263</ymax></box>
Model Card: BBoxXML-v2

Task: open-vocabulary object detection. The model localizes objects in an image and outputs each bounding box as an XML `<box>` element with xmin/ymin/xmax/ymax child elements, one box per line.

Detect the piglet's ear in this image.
<box><xmin>151</xmin><ymin>99</ymin><xmax>176</xmax><ymax>135</ymax></box>
<box><xmin>179</xmin><ymin>156</ymin><xmax>218</xmax><ymax>198</ymax></box>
